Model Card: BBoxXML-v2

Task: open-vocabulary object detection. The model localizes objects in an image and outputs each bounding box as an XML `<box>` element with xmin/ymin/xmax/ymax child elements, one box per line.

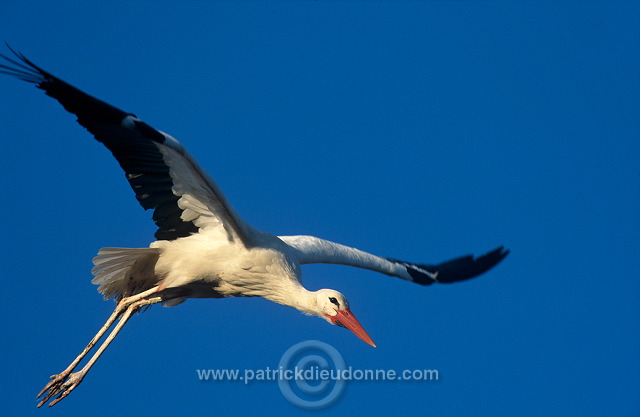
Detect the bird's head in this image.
<box><xmin>314</xmin><ymin>289</ymin><xmax>376</xmax><ymax>347</ymax></box>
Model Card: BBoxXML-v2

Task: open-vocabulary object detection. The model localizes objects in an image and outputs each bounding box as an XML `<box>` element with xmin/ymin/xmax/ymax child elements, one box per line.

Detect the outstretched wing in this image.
<box><xmin>280</xmin><ymin>235</ymin><xmax>508</xmax><ymax>285</ymax></box>
<box><xmin>385</xmin><ymin>246</ymin><xmax>509</xmax><ymax>285</ymax></box>
<box><xmin>1</xmin><ymin>47</ymin><xmax>253</xmax><ymax>243</ymax></box>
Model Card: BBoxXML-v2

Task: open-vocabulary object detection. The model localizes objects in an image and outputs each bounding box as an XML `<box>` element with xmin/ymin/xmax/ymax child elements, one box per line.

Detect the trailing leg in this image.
<box><xmin>37</xmin><ymin>286</ymin><xmax>163</xmax><ymax>407</ymax></box>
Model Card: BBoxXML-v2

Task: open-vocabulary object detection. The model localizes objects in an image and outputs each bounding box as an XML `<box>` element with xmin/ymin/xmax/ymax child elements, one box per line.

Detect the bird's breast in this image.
<box><xmin>152</xmin><ymin>232</ymin><xmax>301</xmax><ymax>299</ymax></box>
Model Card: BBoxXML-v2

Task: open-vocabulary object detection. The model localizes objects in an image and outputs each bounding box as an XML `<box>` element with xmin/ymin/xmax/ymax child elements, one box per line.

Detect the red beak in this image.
<box><xmin>327</xmin><ymin>308</ymin><xmax>376</xmax><ymax>347</ymax></box>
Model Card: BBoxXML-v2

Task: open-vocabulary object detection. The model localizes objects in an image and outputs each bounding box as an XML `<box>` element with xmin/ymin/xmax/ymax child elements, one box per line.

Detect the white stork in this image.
<box><xmin>0</xmin><ymin>47</ymin><xmax>508</xmax><ymax>407</ymax></box>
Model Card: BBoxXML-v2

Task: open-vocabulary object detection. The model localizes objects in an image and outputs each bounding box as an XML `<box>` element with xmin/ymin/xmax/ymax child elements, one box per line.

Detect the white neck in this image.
<box><xmin>261</xmin><ymin>281</ymin><xmax>319</xmax><ymax>316</ymax></box>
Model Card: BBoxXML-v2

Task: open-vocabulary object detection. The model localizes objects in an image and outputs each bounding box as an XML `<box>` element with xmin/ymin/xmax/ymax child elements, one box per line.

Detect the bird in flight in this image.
<box><xmin>1</xmin><ymin>47</ymin><xmax>508</xmax><ymax>407</ymax></box>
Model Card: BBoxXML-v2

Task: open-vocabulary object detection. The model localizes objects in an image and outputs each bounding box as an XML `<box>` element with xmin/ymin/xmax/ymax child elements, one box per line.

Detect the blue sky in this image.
<box><xmin>1</xmin><ymin>1</ymin><xmax>638</xmax><ymax>416</ymax></box>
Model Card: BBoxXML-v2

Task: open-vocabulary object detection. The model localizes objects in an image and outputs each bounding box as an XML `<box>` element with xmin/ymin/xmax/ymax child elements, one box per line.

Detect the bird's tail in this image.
<box><xmin>91</xmin><ymin>247</ymin><xmax>161</xmax><ymax>302</ymax></box>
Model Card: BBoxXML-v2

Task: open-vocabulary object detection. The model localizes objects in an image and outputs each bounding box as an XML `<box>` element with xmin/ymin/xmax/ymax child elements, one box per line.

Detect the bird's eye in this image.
<box><xmin>329</xmin><ymin>297</ymin><xmax>340</xmax><ymax>307</ymax></box>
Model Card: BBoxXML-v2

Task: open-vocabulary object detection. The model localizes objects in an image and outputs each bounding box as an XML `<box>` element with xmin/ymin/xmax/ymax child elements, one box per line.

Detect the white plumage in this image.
<box><xmin>0</xmin><ymin>47</ymin><xmax>508</xmax><ymax>407</ymax></box>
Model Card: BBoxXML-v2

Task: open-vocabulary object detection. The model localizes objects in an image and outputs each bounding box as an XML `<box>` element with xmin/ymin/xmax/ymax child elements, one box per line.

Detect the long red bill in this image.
<box><xmin>328</xmin><ymin>308</ymin><xmax>376</xmax><ymax>347</ymax></box>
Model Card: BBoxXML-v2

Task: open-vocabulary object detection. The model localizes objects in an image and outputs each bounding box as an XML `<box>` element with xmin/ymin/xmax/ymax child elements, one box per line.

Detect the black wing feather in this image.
<box><xmin>390</xmin><ymin>246</ymin><xmax>509</xmax><ymax>286</ymax></box>
<box><xmin>1</xmin><ymin>47</ymin><xmax>198</xmax><ymax>240</ymax></box>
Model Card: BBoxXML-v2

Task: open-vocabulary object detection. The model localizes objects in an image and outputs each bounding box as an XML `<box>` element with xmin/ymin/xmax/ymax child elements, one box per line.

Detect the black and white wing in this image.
<box><xmin>0</xmin><ymin>48</ymin><xmax>253</xmax><ymax>243</ymax></box>
<box><xmin>280</xmin><ymin>235</ymin><xmax>508</xmax><ymax>285</ymax></box>
<box><xmin>384</xmin><ymin>247</ymin><xmax>509</xmax><ymax>285</ymax></box>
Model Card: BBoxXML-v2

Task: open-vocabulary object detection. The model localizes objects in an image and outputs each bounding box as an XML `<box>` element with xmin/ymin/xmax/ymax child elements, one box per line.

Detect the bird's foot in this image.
<box><xmin>37</xmin><ymin>371</ymin><xmax>84</xmax><ymax>407</ymax></box>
